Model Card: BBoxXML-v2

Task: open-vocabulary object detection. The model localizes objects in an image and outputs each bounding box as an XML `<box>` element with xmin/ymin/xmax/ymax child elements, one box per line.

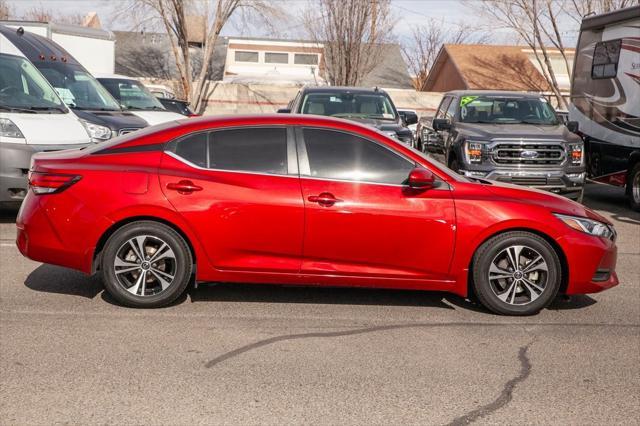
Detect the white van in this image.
<box><xmin>0</xmin><ymin>33</ymin><xmax>90</xmax><ymax>209</ymax></box>
<box><xmin>95</xmin><ymin>74</ymin><xmax>184</xmax><ymax>125</ymax></box>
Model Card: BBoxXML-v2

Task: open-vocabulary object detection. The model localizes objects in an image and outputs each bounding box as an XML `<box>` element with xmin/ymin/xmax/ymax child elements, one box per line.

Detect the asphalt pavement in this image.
<box><xmin>1</xmin><ymin>183</ymin><xmax>638</xmax><ymax>425</ymax></box>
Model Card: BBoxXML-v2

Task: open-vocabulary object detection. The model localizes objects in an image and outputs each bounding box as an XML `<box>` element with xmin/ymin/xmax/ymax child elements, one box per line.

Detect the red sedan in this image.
<box><xmin>16</xmin><ymin>115</ymin><xmax>618</xmax><ymax>315</ymax></box>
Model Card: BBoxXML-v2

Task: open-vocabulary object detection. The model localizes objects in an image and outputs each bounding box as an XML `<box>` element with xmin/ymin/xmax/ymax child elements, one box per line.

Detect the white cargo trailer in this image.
<box><xmin>0</xmin><ymin>20</ymin><xmax>115</xmax><ymax>75</ymax></box>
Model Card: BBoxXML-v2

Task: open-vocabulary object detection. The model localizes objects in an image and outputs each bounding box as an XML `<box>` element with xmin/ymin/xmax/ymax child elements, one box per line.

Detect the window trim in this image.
<box><xmin>294</xmin><ymin>126</ymin><xmax>418</xmax><ymax>187</ymax></box>
<box><xmin>166</xmin><ymin>125</ymin><xmax>297</xmax><ymax>177</ymax></box>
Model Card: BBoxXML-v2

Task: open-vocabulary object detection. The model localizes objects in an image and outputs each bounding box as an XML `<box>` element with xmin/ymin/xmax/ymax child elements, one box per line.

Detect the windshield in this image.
<box><xmin>98</xmin><ymin>78</ymin><xmax>166</xmax><ymax>111</ymax></box>
<box><xmin>36</xmin><ymin>62</ymin><xmax>121</xmax><ymax>111</ymax></box>
<box><xmin>301</xmin><ymin>92</ymin><xmax>398</xmax><ymax>121</ymax></box>
<box><xmin>459</xmin><ymin>96</ymin><xmax>559</xmax><ymax>125</ymax></box>
<box><xmin>0</xmin><ymin>53</ymin><xmax>67</xmax><ymax>113</ymax></box>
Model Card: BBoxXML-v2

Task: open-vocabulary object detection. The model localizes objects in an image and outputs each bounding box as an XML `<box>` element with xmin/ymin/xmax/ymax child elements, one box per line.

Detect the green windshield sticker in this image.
<box><xmin>460</xmin><ymin>96</ymin><xmax>479</xmax><ymax>107</ymax></box>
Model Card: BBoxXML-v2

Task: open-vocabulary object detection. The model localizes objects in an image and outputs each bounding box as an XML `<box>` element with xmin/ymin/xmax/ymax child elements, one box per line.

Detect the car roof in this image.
<box><xmin>444</xmin><ymin>90</ymin><xmax>545</xmax><ymax>99</ymax></box>
<box><xmin>94</xmin><ymin>73</ymin><xmax>137</xmax><ymax>80</ymax></box>
<box><xmin>299</xmin><ymin>86</ymin><xmax>389</xmax><ymax>95</ymax></box>
<box><xmin>0</xmin><ymin>24</ymin><xmax>83</xmax><ymax>67</ymax></box>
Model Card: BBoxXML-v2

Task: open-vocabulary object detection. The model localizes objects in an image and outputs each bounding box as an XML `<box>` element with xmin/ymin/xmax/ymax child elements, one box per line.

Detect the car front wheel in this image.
<box><xmin>100</xmin><ymin>221</ymin><xmax>193</xmax><ymax>308</ymax></box>
<box><xmin>472</xmin><ymin>231</ymin><xmax>561</xmax><ymax>315</ymax></box>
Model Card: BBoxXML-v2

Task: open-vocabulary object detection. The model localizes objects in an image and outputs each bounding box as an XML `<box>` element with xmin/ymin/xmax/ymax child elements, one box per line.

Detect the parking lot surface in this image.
<box><xmin>1</xmin><ymin>183</ymin><xmax>639</xmax><ymax>425</ymax></box>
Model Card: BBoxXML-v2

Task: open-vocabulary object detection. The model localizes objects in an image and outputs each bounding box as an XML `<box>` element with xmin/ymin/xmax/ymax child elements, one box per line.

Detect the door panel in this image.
<box><xmin>159</xmin><ymin>128</ymin><xmax>304</xmax><ymax>273</ymax></box>
<box><xmin>297</xmin><ymin>127</ymin><xmax>456</xmax><ymax>281</ymax></box>
<box><xmin>301</xmin><ymin>178</ymin><xmax>455</xmax><ymax>279</ymax></box>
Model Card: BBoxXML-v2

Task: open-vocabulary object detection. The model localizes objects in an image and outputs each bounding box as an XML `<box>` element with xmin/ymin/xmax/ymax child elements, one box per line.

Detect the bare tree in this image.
<box><xmin>565</xmin><ymin>0</ymin><xmax>637</xmax><ymax>21</ymax></box>
<box><xmin>0</xmin><ymin>0</ymin><xmax>11</xmax><ymax>20</ymax></box>
<box><xmin>122</xmin><ymin>0</ymin><xmax>281</xmax><ymax>112</ymax></box>
<box><xmin>303</xmin><ymin>0</ymin><xmax>396</xmax><ymax>86</ymax></box>
<box><xmin>402</xmin><ymin>20</ymin><xmax>488</xmax><ymax>91</ymax></box>
<box><xmin>20</xmin><ymin>7</ymin><xmax>85</xmax><ymax>24</ymax></box>
<box><xmin>474</xmin><ymin>0</ymin><xmax>571</xmax><ymax>108</ymax></box>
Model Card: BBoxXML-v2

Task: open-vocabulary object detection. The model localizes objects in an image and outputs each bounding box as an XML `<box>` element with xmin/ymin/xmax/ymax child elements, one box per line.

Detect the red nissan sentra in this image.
<box><xmin>16</xmin><ymin>115</ymin><xmax>618</xmax><ymax>315</ymax></box>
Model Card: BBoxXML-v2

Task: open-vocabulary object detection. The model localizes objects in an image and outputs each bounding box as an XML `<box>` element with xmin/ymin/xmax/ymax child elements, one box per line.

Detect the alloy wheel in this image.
<box><xmin>113</xmin><ymin>235</ymin><xmax>177</xmax><ymax>296</ymax></box>
<box><xmin>633</xmin><ymin>171</ymin><xmax>640</xmax><ymax>204</ymax></box>
<box><xmin>488</xmin><ymin>245</ymin><xmax>549</xmax><ymax>306</ymax></box>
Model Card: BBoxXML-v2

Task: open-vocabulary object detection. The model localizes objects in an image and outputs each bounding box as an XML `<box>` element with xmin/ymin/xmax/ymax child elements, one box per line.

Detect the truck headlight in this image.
<box><xmin>554</xmin><ymin>213</ymin><xmax>615</xmax><ymax>240</ymax></box>
<box><xmin>0</xmin><ymin>118</ymin><xmax>25</xmax><ymax>139</ymax></box>
<box><xmin>80</xmin><ymin>119</ymin><xmax>112</xmax><ymax>142</ymax></box>
<box><xmin>569</xmin><ymin>143</ymin><xmax>583</xmax><ymax>165</ymax></box>
<box><xmin>465</xmin><ymin>140</ymin><xmax>484</xmax><ymax>164</ymax></box>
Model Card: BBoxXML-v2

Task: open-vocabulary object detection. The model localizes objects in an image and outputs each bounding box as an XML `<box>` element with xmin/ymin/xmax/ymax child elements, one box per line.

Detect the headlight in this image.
<box><xmin>569</xmin><ymin>143</ymin><xmax>583</xmax><ymax>165</ymax></box>
<box><xmin>464</xmin><ymin>140</ymin><xmax>484</xmax><ymax>164</ymax></box>
<box><xmin>80</xmin><ymin>119</ymin><xmax>112</xmax><ymax>141</ymax></box>
<box><xmin>554</xmin><ymin>213</ymin><xmax>615</xmax><ymax>239</ymax></box>
<box><xmin>397</xmin><ymin>134</ymin><xmax>413</xmax><ymax>145</ymax></box>
<box><xmin>0</xmin><ymin>118</ymin><xmax>25</xmax><ymax>139</ymax></box>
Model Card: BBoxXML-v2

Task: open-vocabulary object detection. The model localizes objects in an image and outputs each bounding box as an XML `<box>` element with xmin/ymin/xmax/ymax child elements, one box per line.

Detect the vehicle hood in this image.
<box><xmin>73</xmin><ymin>110</ymin><xmax>148</xmax><ymax>131</ymax></box>
<box><xmin>0</xmin><ymin>112</ymin><xmax>90</xmax><ymax>145</ymax></box>
<box><xmin>455</xmin><ymin>123</ymin><xmax>581</xmax><ymax>143</ymax></box>
<box><xmin>341</xmin><ymin>117</ymin><xmax>412</xmax><ymax>136</ymax></box>
<box><xmin>482</xmin><ymin>180</ymin><xmax>611</xmax><ymax>224</ymax></box>
<box><xmin>129</xmin><ymin>111</ymin><xmax>184</xmax><ymax>126</ymax></box>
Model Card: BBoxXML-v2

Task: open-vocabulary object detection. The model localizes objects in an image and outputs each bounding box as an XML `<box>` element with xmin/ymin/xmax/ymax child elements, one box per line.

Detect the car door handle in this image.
<box><xmin>166</xmin><ymin>180</ymin><xmax>202</xmax><ymax>194</ymax></box>
<box><xmin>308</xmin><ymin>192</ymin><xmax>342</xmax><ymax>207</ymax></box>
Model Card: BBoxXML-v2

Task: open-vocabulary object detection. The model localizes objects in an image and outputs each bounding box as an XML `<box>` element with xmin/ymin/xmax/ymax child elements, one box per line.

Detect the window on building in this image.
<box><xmin>592</xmin><ymin>39</ymin><xmax>621</xmax><ymax>79</ymax></box>
<box><xmin>235</xmin><ymin>51</ymin><xmax>259</xmax><ymax>63</ymax></box>
<box><xmin>294</xmin><ymin>54</ymin><xmax>319</xmax><ymax>65</ymax></box>
<box><xmin>265</xmin><ymin>52</ymin><xmax>289</xmax><ymax>64</ymax></box>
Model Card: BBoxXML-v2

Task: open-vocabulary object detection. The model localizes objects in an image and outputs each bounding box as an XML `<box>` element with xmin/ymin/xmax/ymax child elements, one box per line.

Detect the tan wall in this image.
<box><xmin>196</xmin><ymin>82</ymin><xmax>443</xmax><ymax>117</ymax></box>
<box><xmin>140</xmin><ymin>79</ymin><xmax>444</xmax><ymax>117</ymax></box>
<box><xmin>428</xmin><ymin>58</ymin><xmax>467</xmax><ymax>93</ymax></box>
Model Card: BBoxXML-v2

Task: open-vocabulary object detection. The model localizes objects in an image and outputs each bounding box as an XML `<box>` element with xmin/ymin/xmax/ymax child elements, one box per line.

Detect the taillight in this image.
<box><xmin>569</xmin><ymin>144</ymin><xmax>583</xmax><ymax>166</ymax></box>
<box><xmin>28</xmin><ymin>172</ymin><xmax>81</xmax><ymax>195</ymax></box>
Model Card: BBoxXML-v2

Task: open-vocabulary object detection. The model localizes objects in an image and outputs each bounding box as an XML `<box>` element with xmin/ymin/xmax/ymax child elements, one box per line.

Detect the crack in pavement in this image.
<box><xmin>203</xmin><ymin>322</ymin><xmax>631</xmax><ymax>369</ymax></box>
<box><xmin>447</xmin><ymin>342</ymin><xmax>533</xmax><ymax>425</ymax></box>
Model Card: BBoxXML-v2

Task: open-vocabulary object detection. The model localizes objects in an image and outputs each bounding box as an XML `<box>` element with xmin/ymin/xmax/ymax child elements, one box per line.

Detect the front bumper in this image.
<box><xmin>557</xmin><ymin>231</ymin><xmax>619</xmax><ymax>295</ymax></box>
<box><xmin>0</xmin><ymin>142</ymin><xmax>87</xmax><ymax>208</ymax></box>
<box><xmin>461</xmin><ymin>167</ymin><xmax>585</xmax><ymax>198</ymax></box>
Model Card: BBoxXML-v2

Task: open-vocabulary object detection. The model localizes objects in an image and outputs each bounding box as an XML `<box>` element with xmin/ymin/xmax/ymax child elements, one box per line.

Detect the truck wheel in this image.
<box><xmin>628</xmin><ymin>162</ymin><xmax>640</xmax><ymax>212</ymax></box>
<box><xmin>472</xmin><ymin>231</ymin><xmax>561</xmax><ymax>316</ymax></box>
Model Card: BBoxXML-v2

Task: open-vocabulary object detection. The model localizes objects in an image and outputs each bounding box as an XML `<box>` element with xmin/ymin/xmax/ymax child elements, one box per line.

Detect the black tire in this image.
<box><xmin>626</xmin><ymin>162</ymin><xmax>640</xmax><ymax>212</ymax></box>
<box><xmin>472</xmin><ymin>231</ymin><xmax>562</xmax><ymax>316</ymax></box>
<box><xmin>100</xmin><ymin>221</ymin><xmax>193</xmax><ymax>308</ymax></box>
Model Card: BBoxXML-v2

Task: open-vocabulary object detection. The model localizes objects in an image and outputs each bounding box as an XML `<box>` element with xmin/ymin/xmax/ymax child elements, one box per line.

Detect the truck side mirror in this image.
<box><xmin>432</xmin><ymin>118</ymin><xmax>451</xmax><ymax>131</ymax></box>
<box><xmin>403</xmin><ymin>111</ymin><xmax>418</xmax><ymax>125</ymax></box>
<box><xmin>566</xmin><ymin>121</ymin><xmax>579</xmax><ymax>133</ymax></box>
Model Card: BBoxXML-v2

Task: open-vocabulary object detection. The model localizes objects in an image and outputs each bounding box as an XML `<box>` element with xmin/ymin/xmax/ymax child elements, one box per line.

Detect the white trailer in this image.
<box><xmin>0</xmin><ymin>20</ymin><xmax>115</xmax><ymax>75</ymax></box>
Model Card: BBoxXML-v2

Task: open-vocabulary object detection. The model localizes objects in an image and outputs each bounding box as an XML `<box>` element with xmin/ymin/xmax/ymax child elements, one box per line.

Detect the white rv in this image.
<box><xmin>569</xmin><ymin>5</ymin><xmax>640</xmax><ymax>210</ymax></box>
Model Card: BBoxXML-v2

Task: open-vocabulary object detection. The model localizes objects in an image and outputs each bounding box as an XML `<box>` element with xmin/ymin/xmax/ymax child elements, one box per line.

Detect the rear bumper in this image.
<box><xmin>0</xmin><ymin>143</ymin><xmax>87</xmax><ymax>207</ymax></box>
<box><xmin>558</xmin><ymin>232</ymin><xmax>619</xmax><ymax>295</ymax></box>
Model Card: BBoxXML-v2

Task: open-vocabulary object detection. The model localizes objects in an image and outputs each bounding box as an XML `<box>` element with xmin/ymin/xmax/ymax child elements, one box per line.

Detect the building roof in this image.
<box><xmin>424</xmin><ymin>44</ymin><xmax>574</xmax><ymax>93</ymax></box>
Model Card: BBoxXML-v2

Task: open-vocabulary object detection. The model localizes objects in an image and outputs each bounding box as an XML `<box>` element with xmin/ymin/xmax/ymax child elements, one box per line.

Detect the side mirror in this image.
<box><xmin>277</xmin><ymin>108</ymin><xmax>291</xmax><ymax>113</ymax></box>
<box><xmin>432</xmin><ymin>118</ymin><xmax>451</xmax><ymax>131</ymax></box>
<box><xmin>408</xmin><ymin>167</ymin><xmax>435</xmax><ymax>190</ymax></box>
<box><xmin>404</xmin><ymin>111</ymin><xmax>418</xmax><ymax>125</ymax></box>
<box><xmin>566</xmin><ymin>121</ymin><xmax>579</xmax><ymax>133</ymax></box>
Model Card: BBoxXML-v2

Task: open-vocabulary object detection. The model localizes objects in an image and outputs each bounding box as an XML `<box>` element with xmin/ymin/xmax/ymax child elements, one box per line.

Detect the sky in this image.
<box><xmin>4</xmin><ymin>0</ymin><xmax>582</xmax><ymax>46</ymax></box>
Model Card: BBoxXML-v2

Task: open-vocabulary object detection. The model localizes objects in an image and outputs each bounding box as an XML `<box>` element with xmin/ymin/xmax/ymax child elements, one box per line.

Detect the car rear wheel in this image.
<box><xmin>472</xmin><ymin>231</ymin><xmax>561</xmax><ymax>315</ymax></box>
<box><xmin>100</xmin><ymin>221</ymin><xmax>193</xmax><ymax>308</ymax></box>
<box><xmin>627</xmin><ymin>162</ymin><xmax>640</xmax><ymax>212</ymax></box>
